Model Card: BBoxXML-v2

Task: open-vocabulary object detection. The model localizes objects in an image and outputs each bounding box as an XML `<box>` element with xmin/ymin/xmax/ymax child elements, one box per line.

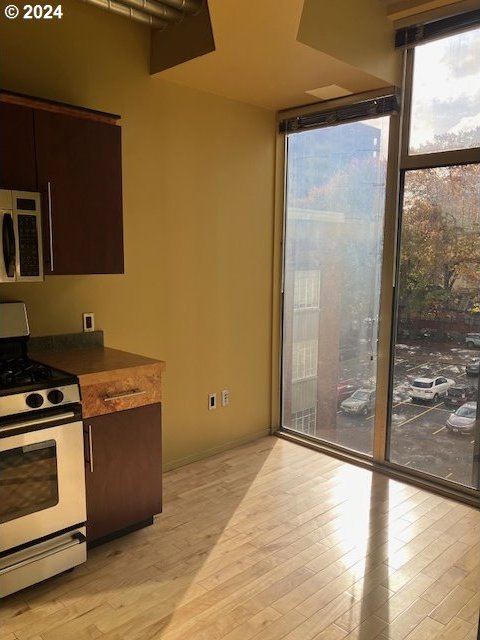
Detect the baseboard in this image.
<box><xmin>163</xmin><ymin>428</ymin><xmax>271</xmax><ymax>472</ymax></box>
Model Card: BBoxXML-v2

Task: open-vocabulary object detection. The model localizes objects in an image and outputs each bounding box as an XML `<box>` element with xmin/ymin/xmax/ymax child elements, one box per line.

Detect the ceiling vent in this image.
<box><xmin>305</xmin><ymin>85</ymin><xmax>353</xmax><ymax>101</ymax></box>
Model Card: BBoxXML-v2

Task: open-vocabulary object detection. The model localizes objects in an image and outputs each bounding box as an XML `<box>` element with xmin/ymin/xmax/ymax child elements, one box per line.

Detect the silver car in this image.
<box><xmin>446</xmin><ymin>402</ymin><xmax>477</xmax><ymax>435</ymax></box>
<box><xmin>465</xmin><ymin>358</ymin><xmax>480</xmax><ymax>376</ymax></box>
<box><xmin>465</xmin><ymin>333</ymin><xmax>480</xmax><ymax>348</ymax></box>
<box><xmin>340</xmin><ymin>389</ymin><xmax>375</xmax><ymax>416</ymax></box>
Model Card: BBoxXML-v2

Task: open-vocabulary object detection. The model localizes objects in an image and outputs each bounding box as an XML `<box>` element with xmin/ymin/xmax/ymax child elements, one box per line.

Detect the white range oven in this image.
<box><xmin>0</xmin><ymin>302</ymin><xmax>87</xmax><ymax>597</ymax></box>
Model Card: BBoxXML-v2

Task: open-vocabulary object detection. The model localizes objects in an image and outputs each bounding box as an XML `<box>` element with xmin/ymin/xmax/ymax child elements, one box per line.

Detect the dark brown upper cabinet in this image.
<box><xmin>0</xmin><ymin>92</ymin><xmax>124</xmax><ymax>275</ymax></box>
<box><xmin>0</xmin><ymin>103</ymin><xmax>37</xmax><ymax>191</ymax></box>
<box><xmin>35</xmin><ymin>110</ymin><xmax>124</xmax><ymax>275</ymax></box>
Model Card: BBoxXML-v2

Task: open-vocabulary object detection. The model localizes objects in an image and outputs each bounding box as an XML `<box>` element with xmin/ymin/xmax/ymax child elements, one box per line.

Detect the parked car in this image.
<box><xmin>409</xmin><ymin>376</ymin><xmax>455</xmax><ymax>402</ymax></box>
<box><xmin>446</xmin><ymin>402</ymin><xmax>477</xmax><ymax>435</ymax></box>
<box><xmin>465</xmin><ymin>333</ymin><xmax>480</xmax><ymax>348</ymax></box>
<box><xmin>340</xmin><ymin>389</ymin><xmax>375</xmax><ymax>416</ymax></box>
<box><xmin>444</xmin><ymin>384</ymin><xmax>476</xmax><ymax>408</ymax></box>
<box><xmin>465</xmin><ymin>358</ymin><xmax>480</xmax><ymax>376</ymax></box>
<box><xmin>336</xmin><ymin>383</ymin><xmax>357</xmax><ymax>407</ymax></box>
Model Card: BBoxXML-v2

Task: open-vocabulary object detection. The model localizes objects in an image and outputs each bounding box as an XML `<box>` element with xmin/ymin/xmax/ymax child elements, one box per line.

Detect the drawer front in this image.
<box><xmin>80</xmin><ymin>364</ymin><xmax>162</xmax><ymax>418</ymax></box>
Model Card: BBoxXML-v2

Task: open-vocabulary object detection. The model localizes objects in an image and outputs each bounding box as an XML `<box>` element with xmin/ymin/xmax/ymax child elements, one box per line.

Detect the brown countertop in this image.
<box><xmin>31</xmin><ymin>347</ymin><xmax>165</xmax><ymax>418</ymax></box>
<box><xmin>31</xmin><ymin>346</ymin><xmax>166</xmax><ymax>377</ymax></box>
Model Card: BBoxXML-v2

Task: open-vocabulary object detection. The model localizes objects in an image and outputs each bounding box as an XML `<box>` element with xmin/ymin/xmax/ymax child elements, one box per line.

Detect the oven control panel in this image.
<box><xmin>0</xmin><ymin>383</ymin><xmax>81</xmax><ymax>419</ymax></box>
<box><xmin>25</xmin><ymin>389</ymin><xmax>66</xmax><ymax>408</ymax></box>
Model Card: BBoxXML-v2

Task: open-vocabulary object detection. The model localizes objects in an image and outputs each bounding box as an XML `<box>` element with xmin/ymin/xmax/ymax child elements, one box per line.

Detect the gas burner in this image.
<box><xmin>0</xmin><ymin>302</ymin><xmax>79</xmax><ymax>418</ymax></box>
<box><xmin>0</xmin><ymin>358</ymin><xmax>53</xmax><ymax>389</ymax></box>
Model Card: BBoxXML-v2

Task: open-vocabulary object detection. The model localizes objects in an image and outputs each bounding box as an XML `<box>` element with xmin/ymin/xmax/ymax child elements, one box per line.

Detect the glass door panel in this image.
<box><xmin>281</xmin><ymin>116</ymin><xmax>390</xmax><ymax>455</ymax></box>
<box><xmin>0</xmin><ymin>439</ymin><xmax>59</xmax><ymax>524</ymax></box>
<box><xmin>390</xmin><ymin>165</ymin><xmax>480</xmax><ymax>488</ymax></box>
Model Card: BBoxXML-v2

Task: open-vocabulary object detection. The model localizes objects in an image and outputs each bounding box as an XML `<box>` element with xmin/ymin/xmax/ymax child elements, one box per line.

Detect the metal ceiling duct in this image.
<box><xmin>157</xmin><ymin>0</ymin><xmax>202</xmax><ymax>12</ymax></box>
<box><xmin>79</xmin><ymin>0</ymin><xmax>202</xmax><ymax>30</ymax></box>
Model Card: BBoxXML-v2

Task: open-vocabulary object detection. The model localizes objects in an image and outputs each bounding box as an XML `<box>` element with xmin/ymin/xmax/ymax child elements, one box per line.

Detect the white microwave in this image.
<box><xmin>0</xmin><ymin>190</ymin><xmax>43</xmax><ymax>282</ymax></box>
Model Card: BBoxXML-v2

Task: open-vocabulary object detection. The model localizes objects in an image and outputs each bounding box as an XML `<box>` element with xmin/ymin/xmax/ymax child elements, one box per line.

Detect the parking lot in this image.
<box><xmin>315</xmin><ymin>341</ymin><xmax>479</xmax><ymax>488</ymax></box>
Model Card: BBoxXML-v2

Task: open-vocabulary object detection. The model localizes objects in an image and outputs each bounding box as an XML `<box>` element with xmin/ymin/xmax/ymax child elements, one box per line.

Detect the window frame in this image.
<box><xmin>400</xmin><ymin>43</ymin><xmax>480</xmax><ymax>172</ymax></box>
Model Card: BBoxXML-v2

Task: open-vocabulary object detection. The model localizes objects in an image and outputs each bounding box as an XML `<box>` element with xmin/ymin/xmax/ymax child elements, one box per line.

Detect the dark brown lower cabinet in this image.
<box><xmin>84</xmin><ymin>403</ymin><xmax>162</xmax><ymax>545</ymax></box>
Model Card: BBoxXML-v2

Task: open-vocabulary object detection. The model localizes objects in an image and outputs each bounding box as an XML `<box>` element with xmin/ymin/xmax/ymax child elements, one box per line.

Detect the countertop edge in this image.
<box><xmin>30</xmin><ymin>346</ymin><xmax>166</xmax><ymax>378</ymax></box>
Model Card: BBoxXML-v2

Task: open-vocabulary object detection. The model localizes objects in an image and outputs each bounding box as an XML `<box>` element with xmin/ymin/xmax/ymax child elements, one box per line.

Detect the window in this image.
<box><xmin>390</xmin><ymin>23</ymin><xmax>480</xmax><ymax>490</ymax></box>
<box><xmin>409</xmin><ymin>28</ymin><xmax>480</xmax><ymax>154</ymax></box>
<box><xmin>291</xmin><ymin>407</ymin><xmax>317</xmax><ymax>435</ymax></box>
<box><xmin>281</xmin><ymin>110</ymin><xmax>391</xmax><ymax>455</ymax></box>
<box><xmin>292</xmin><ymin>340</ymin><xmax>318</xmax><ymax>381</ymax></box>
<box><xmin>278</xmin><ymin>13</ymin><xmax>480</xmax><ymax>500</ymax></box>
<box><xmin>294</xmin><ymin>270</ymin><xmax>320</xmax><ymax>310</ymax></box>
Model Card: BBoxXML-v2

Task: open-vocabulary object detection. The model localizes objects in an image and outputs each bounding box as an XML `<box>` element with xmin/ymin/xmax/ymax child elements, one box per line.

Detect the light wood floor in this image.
<box><xmin>2</xmin><ymin>436</ymin><xmax>479</xmax><ymax>640</ymax></box>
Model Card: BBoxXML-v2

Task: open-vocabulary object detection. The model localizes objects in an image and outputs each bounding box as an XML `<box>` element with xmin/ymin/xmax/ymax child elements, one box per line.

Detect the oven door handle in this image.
<box><xmin>0</xmin><ymin>532</ymin><xmax>86</xmax><ymax>576</ymax></box>
<box><xmin>0</xmin><ymin>411</ymin><xmax>76</xmax><ymax>434</ymax></box>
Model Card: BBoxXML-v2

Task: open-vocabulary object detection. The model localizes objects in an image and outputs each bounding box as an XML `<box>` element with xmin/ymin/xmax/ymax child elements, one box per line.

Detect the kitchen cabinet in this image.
<box><xmin>0</xmin><ymin>103</ymin><xmax>37</xmax><ymax>191</ymax></box>
<box><xmin>31</xmin><ymin>347</ymin><xmax>165</xmax><ymax>546</ymax></box>
<box><xmin>0</xmin><ymin>92</ymin><xmax>124</xmax><ymax>275</ymax></box>
<box><xmin>84</xmin><ymin>404</ymin><xmax>162</xmax><ymax>545</ymax></box>
<box><xmin>35</xmin><ymin>109</ymin><xmax>124</xmax><ymax>275</ymax></box>
<box><xmin>79</xmin><ymin>353</ymin><xmax>163</xmax><ymax>545</ymax></box>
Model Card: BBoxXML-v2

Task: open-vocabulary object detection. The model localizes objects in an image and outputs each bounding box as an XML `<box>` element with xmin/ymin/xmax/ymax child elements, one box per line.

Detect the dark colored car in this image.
<box><xmin>465</xmin><ymin>358</ymin><xmax>480</xmax><ymax>376</ymax></box>
<box><xmin>444</xmin><ymin>384</ymin><xmax>476</xmax><ymax>409</ymax></box>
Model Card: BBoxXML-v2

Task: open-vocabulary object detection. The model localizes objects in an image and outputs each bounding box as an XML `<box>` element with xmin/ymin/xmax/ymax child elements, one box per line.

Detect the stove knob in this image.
<box><xmin>26</xmin><ymin>393</ymin><xmax>44</xmax><ymax>409</ymax></box>
<box><xmin>47</xmin><ymin>389</ymin><xmax>64</xmax><ymax>405</ymax></box>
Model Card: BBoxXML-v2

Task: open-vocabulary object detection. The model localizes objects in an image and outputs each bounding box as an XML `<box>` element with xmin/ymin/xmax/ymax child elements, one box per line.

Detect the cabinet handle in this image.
<box><xmin>87</xmin><ymin>423</ymin><xmax>94</xmax><ymax>473</ymax></box>
<box><xmin>103</xmin><ymin>389</ymin><xmax>146</xmax><ymax>402</ymax></box>
<box><xmin>47</xmin><ymin>181</ymin><xmax>54</xmax><ymax>272</ymax></box>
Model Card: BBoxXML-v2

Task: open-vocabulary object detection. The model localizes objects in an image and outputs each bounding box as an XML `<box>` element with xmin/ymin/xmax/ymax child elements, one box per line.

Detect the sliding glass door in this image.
<box><xmin>281</xmin><ymin>115</ymin><xmax>390</xmax><ymax>456</ymax></box>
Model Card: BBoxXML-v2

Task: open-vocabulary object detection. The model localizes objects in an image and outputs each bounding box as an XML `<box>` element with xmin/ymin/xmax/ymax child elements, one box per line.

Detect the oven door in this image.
<box><xmin>0</xmin><ymin>409</ymin><xmax>86</xmax><ymax>553</ymax></box>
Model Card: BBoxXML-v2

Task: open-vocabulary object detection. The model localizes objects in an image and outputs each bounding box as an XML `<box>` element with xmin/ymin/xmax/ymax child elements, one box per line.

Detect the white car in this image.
<box><xmin>409</xmin><ymin>376</ymin><xmax>455</xmax><ymax>402</ymax></box>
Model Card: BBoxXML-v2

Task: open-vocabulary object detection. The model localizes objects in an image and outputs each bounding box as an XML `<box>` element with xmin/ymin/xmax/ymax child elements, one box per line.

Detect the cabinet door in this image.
<box><xmin>0</xmin><ymin>103</ymin><xmax>37</xmax><ymax>190</ymax></box>
<box><xmin>34</xmin><ymin>110</ymin><xmax>124</xmax><ymax>275</ymax></box>
<box><xmin>84</xmin><ymin>404</ymin><xmax>162</xmax><ymax>544</ymax></box>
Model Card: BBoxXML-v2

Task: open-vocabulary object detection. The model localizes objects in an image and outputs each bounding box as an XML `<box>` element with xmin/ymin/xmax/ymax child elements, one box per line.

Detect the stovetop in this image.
<box><xmin>0</xmin><ymin>304</ymin><xmax>82</xmax><ymax>419</ymax></box>
<box><xmin>0</xmin><ymin>357</ymin><xmax>77</xmax><ymax>394</ymax></box>
<box><xmin>0</xmin><ymin>355</ymin><xmax>81</xmax><ymax>419</ymax></box>
<box><xmin>1</xmin><ymin>357</ymin><xmax>52</xmax><ymax>388</ymax></box>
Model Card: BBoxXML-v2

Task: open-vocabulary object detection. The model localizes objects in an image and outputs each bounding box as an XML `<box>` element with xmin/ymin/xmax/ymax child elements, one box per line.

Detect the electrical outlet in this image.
<box><xmin>221</xmin><ymin>389</ymin><xmax>230</xmax><ymax>407</ymax></box>
<box><xmin>82</xmin><ymin>312</ymin><xmax>95</xmax><ymax>332</ymax></box>
<box><xmin>208</xmin><ymin>393</ymin><xmax>217</xmax><ymax>410</ymax></box>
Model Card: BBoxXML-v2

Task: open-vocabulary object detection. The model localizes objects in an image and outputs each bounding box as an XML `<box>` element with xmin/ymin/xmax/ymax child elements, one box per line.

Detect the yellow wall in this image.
<box><xmin>0</xmin><ymin>0</ymin><xmax>276</xmax><ymax>469</ymax></box>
